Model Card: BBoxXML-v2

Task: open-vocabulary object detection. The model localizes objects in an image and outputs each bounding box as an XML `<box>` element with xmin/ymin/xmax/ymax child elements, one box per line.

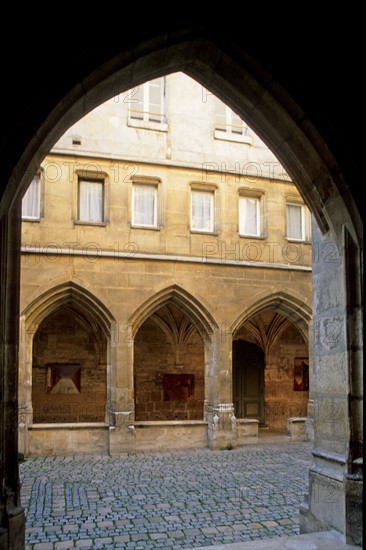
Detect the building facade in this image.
<box><xmin>18</xmin><ymin>72</ymin><xmax>312</xmax><ymax>456</ymax></box>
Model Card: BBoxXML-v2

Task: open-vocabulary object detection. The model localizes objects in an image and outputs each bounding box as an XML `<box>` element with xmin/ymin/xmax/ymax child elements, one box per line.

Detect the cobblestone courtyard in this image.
<box><xmin>20</xmin><ymin>436</ymin><xmax>313</xmax><ymax>549</ymax></box>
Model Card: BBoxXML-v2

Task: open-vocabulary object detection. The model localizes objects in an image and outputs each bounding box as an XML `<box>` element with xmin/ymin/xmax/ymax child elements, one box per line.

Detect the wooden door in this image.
<box><xmin>233</xmin><ymin>340</ymin><xmax>264</xmax><ymax>424</ymax></box>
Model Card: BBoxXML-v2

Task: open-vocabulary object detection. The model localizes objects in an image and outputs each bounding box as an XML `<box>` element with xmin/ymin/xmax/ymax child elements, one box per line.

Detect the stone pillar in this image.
<box><xmin>305</xmin><ymin>325</ymin><xmax>315</xmax><ymax>442</ymax></box>
<box><xmin>17</xmin><ymin>315</ymin><xmax>33</xmax><ymax>458</ymax></box>
<box><xmin>299</xmin><ymin>221</ymin><xmax>363</xmax><ymax>546</ymax></box>
<box><xmin>206</xmin><ymin>328</ymin><xmax>237</xmax><ymax>450</ymax></box>
<box><xmin>0</xmin><ymin>206</ymin><xmax>25</xmax><ymax>549</ymax></box>
<box><xmin>108</xmin><ymin>323</ymin><xmax>135</xmax><ymax>454</ymax></box>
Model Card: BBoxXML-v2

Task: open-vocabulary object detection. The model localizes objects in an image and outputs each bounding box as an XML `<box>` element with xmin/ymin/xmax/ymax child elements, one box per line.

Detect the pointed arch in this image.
<box><xmin>128</xmin><ymin>284</ymin><xmax>218</xmax><ymax>342</ymax></box>
<box><xmin>5</xmin><ymin>33</ymin><xmax>362</xmax><ymax>249</ymax></box>
<box><xmin>23</xmin><ymin>280</ymin><xmax>116</xmax><ymax>338</ymax></box>
<box><xmin>231</xmin><ymin>290</ymin><xmax>311</xmax><ymax>344</ymax></box>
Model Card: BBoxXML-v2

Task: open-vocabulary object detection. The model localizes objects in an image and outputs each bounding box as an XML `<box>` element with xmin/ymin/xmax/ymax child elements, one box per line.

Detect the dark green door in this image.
<box><xmin>233</xmin><ymin>340</ymin><xmax>264</xmax><ymax>424</ymax></box>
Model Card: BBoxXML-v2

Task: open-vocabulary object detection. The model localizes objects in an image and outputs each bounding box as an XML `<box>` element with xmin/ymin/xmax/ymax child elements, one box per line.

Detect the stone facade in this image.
<box><xmin>18</xmin><ymin>73</ymin><xmax>312</xmax><ymax>457</ymax></box>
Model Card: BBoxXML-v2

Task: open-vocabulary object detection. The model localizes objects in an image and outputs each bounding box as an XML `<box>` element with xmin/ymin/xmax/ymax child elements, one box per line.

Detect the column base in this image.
<box><xmin>345</xmin><ymin>473</ymin><xmax>363</xmax><ymax>546</ymax></box>
<box><xmin>206</xmin><ymin>402</ymin><xmax>237</xmax><ymax>450</ymax></box>
<box><xmin>0</xmin><ymin>506</ymin><xmax>25</xmax><ymax>550</ymax></box>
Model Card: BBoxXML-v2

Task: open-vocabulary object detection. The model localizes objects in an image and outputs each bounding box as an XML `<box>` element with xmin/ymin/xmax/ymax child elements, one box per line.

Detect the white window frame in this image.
<box><xmin>129</xmin><ymin>78</ymin><xmax>166</xmax><ymax>124</ymax></box>
<box><xmin>190</xmin><ymin>189</ymin><xmax>215</xmax><ymax>233</ymax></box>
<box><xmin>22</xmin><ymin>173</ymin><xmax>41</xmax><ymax>220</ymax></box>
<box><xmin>132</xmin><ymin>183</ymin><xmax>158</xmax><ymax>228</ymax></box>
<box><xmin>215</xmin><ymin>98</ymin><xmax>247</xmax><ymax>135</ymax></box>
<box><xmin>239</xmin><ymin>196</ymin><xmax>261</xmax><ymax>237</ymax></box>
<box><xmin>286</xmin><ymin>202</ymin><xmax>311</xmax><ymax>241</ymax></box>
<box><xmin>78</xmin><ymin>178</ymin><xmax>104</xmax><ymax>224</ymax></box>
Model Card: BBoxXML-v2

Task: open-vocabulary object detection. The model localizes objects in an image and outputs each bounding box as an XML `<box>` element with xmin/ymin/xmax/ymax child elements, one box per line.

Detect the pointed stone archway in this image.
<box><xmin>126</xmin><ymin>284</ymin><xmax>229</xmax><ymax>451</ymax></box>
<box><xmin>0</xmin><ymin>28</ymin><xmax>362</xmax><ymax>547</ymax></box>
<box><xmin>233</xmin><ymin>305</ymin><xmax>310</xmax><ymax>433</ymax></box>
<box><xmin>18</xmin><ymin>281</ymin><xmax>117</xmax><ymax>456</ymax></box>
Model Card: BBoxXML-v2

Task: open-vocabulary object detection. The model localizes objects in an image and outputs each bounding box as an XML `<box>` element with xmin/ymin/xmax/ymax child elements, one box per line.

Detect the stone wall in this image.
<box><xmin>32</xmin><ymin>310</ymin><xmax>107</xmax><ymax>423</ymax></box>
<box><xmin>134</xmin><ymin>313</ymin><xmax>205</xmax><ymax>421</ymax></box>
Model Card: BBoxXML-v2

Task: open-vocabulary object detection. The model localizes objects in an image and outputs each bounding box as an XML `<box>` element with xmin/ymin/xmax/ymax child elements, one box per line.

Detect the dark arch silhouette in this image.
<box><xmin>0</xmin><ymin>22</ymin><xmax>362</xmax><ymax>548</ymax></box>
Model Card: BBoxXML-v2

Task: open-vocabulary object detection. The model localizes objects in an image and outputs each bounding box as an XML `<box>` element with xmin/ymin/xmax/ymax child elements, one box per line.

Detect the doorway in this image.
<box><xmin>232</xmin><ymin>340</ymin><xmax>264</xmax><ymax>424</ymax></box>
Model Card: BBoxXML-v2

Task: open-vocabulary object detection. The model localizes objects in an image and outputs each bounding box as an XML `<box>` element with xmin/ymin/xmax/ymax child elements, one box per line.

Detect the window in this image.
<box><xmin>191</xmin><ymin>190</ymin><xmax>214</xmax><ymax>232</ymax></box>
<box><xmin>129</xmin><ymin>78</ymin><xmax>166</xmax><ymax>124</ymax></box>
<box><xmin>286</xmin><ymin>203</ymin><xmax>311</xmax><ymax>241</ymax></box>
<box><xmin>239</xmin><ymin>196</ymin><xmax>260</xmax><ymax>236</ymax></box>
<box><xmin>132</xmin><ymin>183</ymin><xmax>158</xmax><ymax>227</ymax></box>
<box><xmin>22</xmin><ymin>174</ymin><xmax>40</xmax><ymax>220</ymax></box>
<box><xmin>215</xmin><ymin>98</ymin><xmax>247</xmax><ymax>136</ymax></box>
<box><xmin>78</xmin><ymin>178</ymin><xmax>104</xmax><ymax>223</ymax></box>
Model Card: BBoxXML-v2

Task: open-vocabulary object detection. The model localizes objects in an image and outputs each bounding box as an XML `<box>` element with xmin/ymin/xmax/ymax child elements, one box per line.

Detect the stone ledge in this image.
<box><xmin>237</xmin><ymin>418</ymin><xmax>259</xmax><ymax>446</ymax></box>
<box><xmin>30</xmin><ymin>422</ymin><xmax>109</xmax><ymax>430</ymax></box>
<box><xmin>133</xmin><ymin>420</ymin><xmax>208</xmax><ymax>427</ymax></box>
<box><xmin>288</xmin><ymin>416</ymin><xmax>307</xmax><ymax>441</ymax></box>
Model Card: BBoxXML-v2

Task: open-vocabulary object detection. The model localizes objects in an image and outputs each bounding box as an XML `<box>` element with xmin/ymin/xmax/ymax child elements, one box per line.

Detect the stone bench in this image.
<box><xmin>237</xmin><ymin>418</ymin><xmax>259</xmax><ymax>445</ymax></box>
<box><xmin>288</xmin><ymin>417</ymin><xmax>307</xmax><ymax>441</ymax></box>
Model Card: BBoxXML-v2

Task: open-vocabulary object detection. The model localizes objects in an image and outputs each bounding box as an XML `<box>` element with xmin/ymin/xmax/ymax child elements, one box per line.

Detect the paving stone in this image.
<box><xmin>75</xmin><ymin>540</ymin><xmax>94</xmax><ymax>547</ymax></box>
<box><xmin>218</xmin><ymin>525</ymin><xmax>236</xmax><ymax>533</ymax></box>
<box><xmin>200</xmin><ymin>527</ymin><xmax>219</xmax><ymax>534</ymax></box>
<box><xmin>248</xmin><ymin>522</ymin><xmax>263</xmax><ymax>529</ymax></box>
<box><xmin>167</xmin><ymin>530</ymin><xmax>184</xmax><ymax>538</ymax></box>
<box><xmin>113</xmin><ymin>535</ymin><xmax>131</xmax><ymax>543</ymax></box>
<box><xmin>278</xmin><ymin>517</ymin><xmax>295</xmax><ymax>525</ymax></box>
<box><xmin>261</xmin><ymin>520</ymin><xmax>279</xmax><ymax>527</ymax></box>
<box><xmin>131</xmin><ymin>533</ymin><xmax>149</xmax><ymax>541</ymax></box>
<box><xmin>94</xmin><ymin>537</ymin><xmax>113</xmax><ymax>545</ymax></box>
<box><xmin>150</xmin><ymin>533</ymin><xmax>168</xmax><ymax>539</ymax></box>
<box><xmin>96</xmin><ymin>520</ymin><xmax>114</xmax><ymax>528</ymax></box>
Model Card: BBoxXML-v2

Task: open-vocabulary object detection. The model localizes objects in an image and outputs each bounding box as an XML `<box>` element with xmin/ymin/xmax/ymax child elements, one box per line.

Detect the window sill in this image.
<box><xmin>128</xmin><ymin>118</ymin><xmax>168</xmax><ymax>132</ymax></box>
<box><xmin>214</xmin><ymin>129</ymin><xmax>253</xmax><ymax>145</ymax></box>
<box><xmin>130</xmin><ymin>224</ymin><xmax>161</xmax><ymax>231</ymax></box>
<box><xmin>286</xmin><ymin>238</ymin><xmax>311</xmax><ymax>244</ymax></box>
<box><xmin>21</xmin><ymin>217</ymin><xmax>41</xmax><ymax>222</ymax></box>
<box><xmin>74</xmin><ymin>220</ymin><xmax>108</xmax><ymax>227</ymax></box>
<box><xmin>239</xmin><ymin>234</ymin><xmax>267</xmax><ymax>240</ymax></box>
<box><xmin>190</xmin><ymin>229</ymin><xmax>220</xmax><ymax>236</ymax></box>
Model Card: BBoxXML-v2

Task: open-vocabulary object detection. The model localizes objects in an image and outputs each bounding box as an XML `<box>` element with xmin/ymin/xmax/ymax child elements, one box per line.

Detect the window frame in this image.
<box><xmin>21</xmin><ymin>172</ymin><xmax>42</xmax><ymax>221</ymax></box>
<box><xmin>190</xmin><ymin>188</ymin><xmax>215</xmax><ymax>234</ymax></box>
<box><xmin>128</xmin><ymin>77</ymin><xmax>167</xmax><ymax>129</ymax></box>
<box><xmin>214</xmin><ymin>98</ymin><xmax>252</xmax><ymax>144</ymax></box>
<box><xmin>238</xmin><ymin>195</ymin><xmax>261</xmax><ymax>237</ymax></box>
<box><xmin>131</xmin><ymin>182</ymin><xmax>159</xmax><ymax>229</ymax></box>
<box><xmin>237</xmin><ymin>188</ymin><xmax>266</xmax><ymax>239</ymax></box>
<box><xmin>286</xmin><ymin>201</ymin><xmax>311</xmax><ymax>242</ymax></box>
<box><xmin>74</xmin><ymin>169</ymin><xmax>109</xmax><ymax>226</ymax></box>
<box><xmin>78</xmin><ymin>177</ymin><xmax>105</xmax><ymax>224</ymax></box>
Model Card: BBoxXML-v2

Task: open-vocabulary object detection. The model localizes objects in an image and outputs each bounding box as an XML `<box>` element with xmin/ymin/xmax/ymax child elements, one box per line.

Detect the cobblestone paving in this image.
<box><xmin>20</xmin><ymin>439</ymin><xmax>313</xmax><ymax>549</ymax></box>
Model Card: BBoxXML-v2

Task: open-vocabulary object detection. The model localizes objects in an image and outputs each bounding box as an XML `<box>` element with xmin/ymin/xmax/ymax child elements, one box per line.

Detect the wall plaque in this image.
<box><xmin>163</xmin><ymin>374</ymin><xmax>194</xmax><ymax>400</ymax></box>
<box><xmin>46</xmin><ymin>364</ymin><xmax>81</xmax><ymax>394</ymax></box>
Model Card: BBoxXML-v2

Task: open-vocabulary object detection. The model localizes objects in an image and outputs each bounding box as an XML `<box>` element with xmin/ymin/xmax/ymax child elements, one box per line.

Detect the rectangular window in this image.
<box><xmin>191</xmin><ymin>190</ymin><xmax>214</xmax><ymax>232</ymax></box>
<box><xmin>239</xmin><ymin>196</ymin><xmax>260</xmax><ymax>236</ymax></box>
<box><xmin>215</xmin><ymin>97</ymin><xmax>246</xmax><ymax>135</ymax></box>
<box><xmin>22</xmin><ymin>174</ymin><xmax>40</xmax><ymax>219</ymax></box>
<box><xmin>286</xmin><ymin>203</ymin><xmax>311</xmax><ymax>241</ymax></box>
<box><xmin>130</xmin><ymin>78</ymin><xmax>165</xmax><ymax>124</ymax></box>
<box><xmin>132</xmin><ymin>184</ymin><xmax>158</xmax><ymax>227</ymax></box>
<box><xmin>78</xmin><ymin>178</ymin><xmax>104</xmax><ymax>223</ymax></box>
